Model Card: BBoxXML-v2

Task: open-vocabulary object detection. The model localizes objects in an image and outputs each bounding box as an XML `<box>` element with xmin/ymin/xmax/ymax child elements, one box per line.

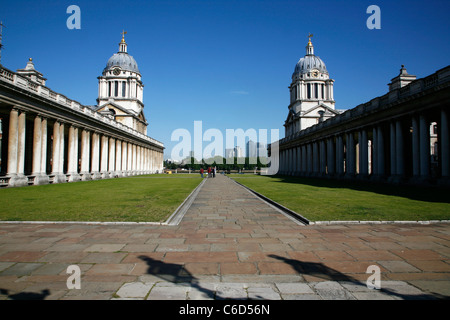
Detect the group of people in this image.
<box><xmin>200</xmin><ymin>166</ymin><xmax>216</xmax><ymax>178</ymax></box>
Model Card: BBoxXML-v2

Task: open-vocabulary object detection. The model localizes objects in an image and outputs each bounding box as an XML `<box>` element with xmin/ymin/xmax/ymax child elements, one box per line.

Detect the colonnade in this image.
<box><xmin>278</xmin><ymin>108</ymin><xmax>450</xmax><ymax>184</ymax></box>
<box><xmin>2</xmin><ymin>107</ymin><xmax>163</xmax><ymax>187</ymax></box>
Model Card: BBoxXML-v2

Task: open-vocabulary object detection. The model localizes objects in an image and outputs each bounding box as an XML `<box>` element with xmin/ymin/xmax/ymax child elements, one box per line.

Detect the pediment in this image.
<box><xmin>302</xmin><ymin>104</ymin><xmax>339</xmax><ymax>117</ymax></box>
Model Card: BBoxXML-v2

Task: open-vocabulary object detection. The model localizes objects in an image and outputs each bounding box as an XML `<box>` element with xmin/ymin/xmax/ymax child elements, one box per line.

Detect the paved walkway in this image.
<box><xmin>0</xmin><ymin>174</ymin><xmax>449</xmax><ymax>300</ymax></box>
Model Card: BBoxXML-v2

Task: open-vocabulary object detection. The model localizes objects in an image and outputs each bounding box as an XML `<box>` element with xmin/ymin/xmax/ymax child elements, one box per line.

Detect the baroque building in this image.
<box><xmin>95</xmin><ymin>32</ymin><xmax>148</xmax><ymax>135</ymax></box>
<box><xmin>0</xmin><ymin>33</ymin><xmax>164</xmax><ymax>187</ymax></box>
<box><xmin>284</xmin><ymin>35</ymin><xmax>341</xmax><ymax>137</ymax></box>
<box><xmin>272</xmin><ymin>36</ymin><xmax>450</xmax><ymax>185</ymax></box>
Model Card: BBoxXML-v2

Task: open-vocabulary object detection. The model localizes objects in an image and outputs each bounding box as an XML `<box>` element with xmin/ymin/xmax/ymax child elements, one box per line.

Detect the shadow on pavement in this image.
<box><xmin>0</xmin><ymin>288</ymin><xmax>50</xmax><ymax>300</ymax></box>
<box><xmin>268</xmin><ymin>255</ymin><xmax>449</xmax><ymax>300</ymax></box>
<box><xmin>138</xmin><ymin>255</ymin><xmax>216</xmax><ymax>299</ymax></box>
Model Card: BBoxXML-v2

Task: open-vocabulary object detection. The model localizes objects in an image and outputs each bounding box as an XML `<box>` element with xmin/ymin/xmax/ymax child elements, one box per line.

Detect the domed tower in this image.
<box><xmin>284</xmin><ymin>35</ymin><xmax>339</xmax><ymax>137</ymax></box>
<box><xmin>96</xmin><ymin>31</ymin><xmax>148</xmax><ymax>135</ymax></box>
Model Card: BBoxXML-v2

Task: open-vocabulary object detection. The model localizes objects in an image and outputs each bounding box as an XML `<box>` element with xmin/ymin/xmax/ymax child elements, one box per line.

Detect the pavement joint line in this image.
<box><xmin>226</xmin><ymin>175</ymin><xmax>309</xmax><ymax>226</ymax></box>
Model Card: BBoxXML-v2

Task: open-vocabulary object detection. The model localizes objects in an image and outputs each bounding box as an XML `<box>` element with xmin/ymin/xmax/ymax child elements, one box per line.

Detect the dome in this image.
<box><xmin>104</xmin><ymin>52</ymin><xmax>140</xmax><ymax>74</ymax></box>
<box><xmin>293</xmin><ymin>55</ymin><xmax>328</xmax><ymax>75</ymax></box>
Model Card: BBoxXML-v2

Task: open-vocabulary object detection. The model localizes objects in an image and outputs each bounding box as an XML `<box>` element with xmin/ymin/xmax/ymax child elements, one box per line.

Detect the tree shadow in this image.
<box><xmin>138</xmin><ymin>256</ymin><xmax>216</xmax><ymax>299</ymax></box>
<box><xmin>0</xmin><ymin>288</ymin><xmax>50</xmax><ymax>300</ymax></box>
<box><xmin>265</xmin><ymin>175</ymin><xmax>450</xmax><ymax>204</ymax></box>
<box><xmin>268</xmin><ymin>255</ymin><xmax>449</xmax><ymax>300</ymax></box>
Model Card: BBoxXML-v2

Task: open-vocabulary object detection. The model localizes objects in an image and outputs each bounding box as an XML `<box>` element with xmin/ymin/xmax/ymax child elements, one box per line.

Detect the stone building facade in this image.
<box><xmin>0</xmin><ymin>35</ymin><xmax>164</xmax><ymax>187</ymax></box>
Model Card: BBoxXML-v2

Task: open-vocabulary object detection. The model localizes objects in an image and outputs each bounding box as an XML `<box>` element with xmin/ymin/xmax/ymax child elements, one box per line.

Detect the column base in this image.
<box><xmin>67</xmin><ymin>173</ymin><xmax>82</xmax><ymax>182</ymax></box>
<box><xmin>91</xmin><ymin>172</ymin><xmax>102</xmax><ymax>180</ymax></box>
<box><xmin>80</xmin><ymin>172</ymin><xmax>92</xmax><ymax>181</ymax></box>
<box><xmin>49</xmin><ymin>173</ymin><xmax>67</xmax><ymax>184</ymax></box>
<box><xmin>30</xmin><ymin>174</ymin><xmax>50</xmax><ymax>186</ymax></box>
<box><xmin>7</xmin><ymin>174</ymin><xmax>28</xmax><ymax>187</ymax></box>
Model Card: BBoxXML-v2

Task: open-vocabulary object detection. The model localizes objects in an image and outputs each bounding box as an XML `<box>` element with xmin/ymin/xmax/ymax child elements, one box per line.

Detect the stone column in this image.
<box><xmin>372</xmin><ymin>128</ymin><xmax>378</xmax><ymax>176</ymax></box>
<box><xmin>31</xmin><ymin>115</ymin><xmax>48</xmax><ymax>185</ymax></box>
<box><xmin>122</xmin><ymin>141</ymin><xmax>128</xmax><ymax>175</ymax></box>
<box><xmin>51</xmin><ymin>121</ymin><xmax>60</xmax><ymax>175</ymax></box>
<box><xmin>390</xmin><ymin>122</ymin><xmax>396</xmax><ymax>176</ymax></box>
<box><xmin>80</xmin><ymin>129</ymin><xmax>91</xmax><ymax>181</ymax></box>
<box><xmin>67</xmin><ymin>125</ymin><xmax>81</xmax><ymax>181</ymax></box>
<box><xmin>319</xmin><ymin>140</ymin><xmax>326</xmax><ymax>175</ymax></box>
<box><xmin>327</xmin><ymin>138</ymin><xmax>335</xmax><ymax>175</ymax></box>
<box><xmin>306</xmin><ymin>143</ymin><xmax>312</xmax><ymax>174</ymax></box>
<box><xmin>91</xmin><ymin>132</ymin><xmax>101</xmax><ymax>180</ymax></box>
<box><xmin>312</xmin><ymin>142</ymin><xmax>319</xmax><ymax>174</ymax></box>
<box><xmin>132</xmin><ymin>144</ymin><xmax>137</xmax><ymax>175</ymax></box>
<box><xmin>109</xmin><ymin>137</ymin><xmax>116</xmax><ymax>177</ymax></box>
<box><xmin>336</xmin><ymin>135</ymin><xmax>344</xmax><ymax>175</ymax></box>
<box><xmin>127</xmin><ymin>143</ymin><xmax>132</xmax><ymax>174</ymax></box>
<box><xmin>17</xmin><ymin>110</ymin><xmax>26</xmax><ymax>177</ymax></box>
<box><xmin>6</xmin><ymin>108</ymin><xmax>28</xmax><ymax>186</ymax></box>
<box><xmin>40</xmin><ymin>118</ymin><xmax>48</xmax><ymax>177</ymax></box>
<box><xmin>395</xmin><ymin>120</ymin><xmax>405</xmax><ymax>177</ymax></box>
<box><xmin>419</xmin><ymin>115</ymin><xmax>430</xmax><ymax>178</ymax></box>
<box><xmin>58</xmin><ymin>122</ymin><xmax>65</xmax><ymax>177</ymax></box>
<box><xmin>32</xmin><ymin>115</ymin><xmax>42</xmax><ymax>176</ymax></box>
<box><xmin>359</xmin><ymin>129</ymin><xmax>369</xmax><ymax>177</ymax></box>
<box><xmin>116</xmin><ymin>139</ymin><xmax>122</xmax><ymax>177</ymax></box>
<box><xmin>346</xmin><ymin>132</ymin><xmax>356</xmax><ymax>177</ymax></box>
<box><xmin>441</xmin><ymin>109</ymin><xmax>450</xmax><ymax>178</ymax></box>
<box><xmin>6</xmin><ymin>108</ymin><xmax>19</xmax><ymax>176</ymax></box>
<box><xmin>100</xmin><ymin>135</ymin><xmax>109</xmax><ymax>178</ymax></box>
<box><xmin>377</xmin><ymin>125</ymin><xmax>385</xmax><ymax>177</ymax></box>
<box><xmin>411</xmin><ymin>116</ymin><xmax>420</xmax><ymax>177</ymax></box>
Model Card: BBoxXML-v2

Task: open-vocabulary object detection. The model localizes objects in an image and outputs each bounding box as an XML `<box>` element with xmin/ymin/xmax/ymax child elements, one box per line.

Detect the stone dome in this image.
<box><xmin>104</xmin><ymin>52</ymin><xmax>140</xmax><ymax>74</ymax></box>
<box><xmin>293</xmin><ymin>54</ymin><xmax>328</xmax><ymax>76</ymax></box>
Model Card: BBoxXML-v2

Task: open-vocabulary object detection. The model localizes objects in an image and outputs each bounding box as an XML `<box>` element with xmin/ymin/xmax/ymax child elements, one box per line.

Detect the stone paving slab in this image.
<box><xmin>0</xmin><ymin>174</ymin><xmax>449</xmax><ymax>300</ymax></box>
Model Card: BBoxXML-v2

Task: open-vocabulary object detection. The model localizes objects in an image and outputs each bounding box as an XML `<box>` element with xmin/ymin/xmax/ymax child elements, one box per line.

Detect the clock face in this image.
<box><xmin>311</xmin><ymin>70</ymin><xmax>319</xmax><ymax>78</ymax></box>
<box><xmin>113</xmin><ymin>68</ymin><xmax>121</xmax><ymax>76</ymax></box>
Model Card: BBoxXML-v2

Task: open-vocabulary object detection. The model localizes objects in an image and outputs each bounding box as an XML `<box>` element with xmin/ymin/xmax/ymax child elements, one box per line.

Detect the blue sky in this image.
<box><xmin>1</xmin><ymin>0</ymin><xmax>449</xmax><ymax>160</ymax></box>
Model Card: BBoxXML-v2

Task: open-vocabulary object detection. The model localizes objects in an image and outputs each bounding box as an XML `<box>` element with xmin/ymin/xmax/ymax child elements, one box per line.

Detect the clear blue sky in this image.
<box><xmin>1</xmin><ymin>0</ymin><xmax>449</xmax><ymax>160</ymax></box>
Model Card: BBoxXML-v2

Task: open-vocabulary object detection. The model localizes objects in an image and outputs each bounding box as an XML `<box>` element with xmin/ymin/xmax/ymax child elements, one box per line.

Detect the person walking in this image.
<box><xmin>213</xmin><ymin>166</ymin><xmax>216</xmax><ymax>178</ymax></box>
<box><xmin>200</xmin><ymin>167</ymin><xmax>204</xmax><ymax>178</ymax></box>
<box><xmin>207</xmin><ymin>167</ymin><xmax>211</xmax><ymax>178</ymax></box>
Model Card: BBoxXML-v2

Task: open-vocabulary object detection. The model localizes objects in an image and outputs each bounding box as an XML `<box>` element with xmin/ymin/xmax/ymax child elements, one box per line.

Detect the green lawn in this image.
<box><xmin>0</xmin><ymin>174</ymin><xmax>202</xmax><ymax>222</ymax></box>
<box><xmin>230</xmin><ymin>174</ymin><xmax>450</xmax><ymax>222</ymax></box>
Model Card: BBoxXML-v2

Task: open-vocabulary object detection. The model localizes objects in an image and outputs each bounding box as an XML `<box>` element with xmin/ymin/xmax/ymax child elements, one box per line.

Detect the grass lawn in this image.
<box><xmin>0</xmin><ymin>174</ymin><xmax>202</xmax><ymax>222</ymax></box>
<box><xmin>230</xmin><ymin>174</ymin><xmax>450</xmax><ymax>222</ymax></box>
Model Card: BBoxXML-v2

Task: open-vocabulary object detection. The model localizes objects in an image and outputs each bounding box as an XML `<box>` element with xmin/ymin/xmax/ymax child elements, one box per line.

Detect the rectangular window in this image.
<box><xmin>108</xmin><ymin>82</ymin><xmax>111</xmax><ymax>97</ymax></box>
<box><xmin>314</xmin><ymin>83</ymin><xmax>318</xmax><ymax>99</ymax></box>
<box><xmin>307</xmin><ymin>84</ymin><xmax>311</xmax><ymax>99</ymax></box>
<box><xmin>122</xmin><ymin>82</ymin><xmax>126</xmax><ymax>97</ymax></box>
<box><xmin>114</xmin><ymin>81</ymin><xmax>118</xmax><ymax>97</ymax></box>
<box><xmin>321</xmin><ymin>84</ymin><xmax>325</xmax><ymax>99</ymax></box>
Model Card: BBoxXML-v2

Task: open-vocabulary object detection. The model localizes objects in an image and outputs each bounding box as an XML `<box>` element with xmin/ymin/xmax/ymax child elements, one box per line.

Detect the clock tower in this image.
<box><xmin>96</xmin><ymin>32</ymin><xmax>148</xmax><ymax>135</ymax></box>
<box><xmin>284</xmin><ymin>35</ymin><xmax>339</xmax><ymax>137</ymax></box>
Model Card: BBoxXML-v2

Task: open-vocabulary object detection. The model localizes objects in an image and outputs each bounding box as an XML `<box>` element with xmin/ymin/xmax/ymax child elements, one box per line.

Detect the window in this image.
<box><xmin>314</xmin><ymin>83</ymin><xmax>318</xmax><ymax>99</ymax></box>
<box><xmin>114</xmin><ymin>81</ymin><xmax>119</xmax><ymax>97</ymax></box>
<box><xmin>321</xmin><ymin>84</ymin><xmax>325</xmax><ymax>99</ymax></box>
<box><xmin>108</xmin><ymin>82</ymin><xmax>111</xmax><ymax>97</ymax></box>
<box><xmin>307</xmin><ymin>84</ymin><xmax>311</xmax><ymax>99</ymax></box>
<box><xmin>122</xmin><ymin>82</ymin><xmax>126</xmax><ymax>97</ymax></box>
